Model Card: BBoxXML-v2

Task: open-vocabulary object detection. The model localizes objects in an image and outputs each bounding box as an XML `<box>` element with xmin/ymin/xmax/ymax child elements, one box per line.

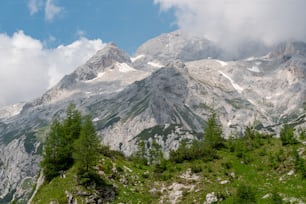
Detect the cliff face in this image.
<box><xmin>0</xmin><ymin>32</ymin><xmax>305</xmax><ymax>202</ymax></box>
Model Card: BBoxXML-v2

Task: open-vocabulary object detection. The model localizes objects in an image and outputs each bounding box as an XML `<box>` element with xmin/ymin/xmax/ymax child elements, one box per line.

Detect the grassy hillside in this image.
<box><xmin>30</xmin><ymin>134</ymin><xmax>306</xmax><ymax>204</ymax></box>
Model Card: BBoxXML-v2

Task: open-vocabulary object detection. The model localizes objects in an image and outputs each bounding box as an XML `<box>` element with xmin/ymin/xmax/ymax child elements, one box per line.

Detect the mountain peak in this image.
<box><xmin>270</xmin><ymin>41</ymin><xmax>306</xmax><ymax>58</ymax></box>
<box><xmin>70</xmin><ymin>43</ymin><xmax>131</xmax><ymax>82</ymax></box>
<box><xmin>25</xmin><ymin>43</ymin><xmax>133</xmax><ymax>107</ymax></box>
<box><xmin>135</xmin><ymin>30</ymin><xmax>222</xmax><ymax>62</ymax></box>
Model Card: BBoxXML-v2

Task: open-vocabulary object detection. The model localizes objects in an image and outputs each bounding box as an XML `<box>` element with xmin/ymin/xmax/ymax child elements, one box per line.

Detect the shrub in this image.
<box><xmin>191</xmin><ymin>164</ymin><xmax>202</xmax><ymax>173</ymax></box>
<box><xmin>169</xmin><ymin>139</ymin><xmax>217</xmax><ymax>163</ymax></box>
<box><xmin>221</xmin><ymin>161</ymin><xmax>232</xmax><ymax>170</ymax></box>
<box><xmin>234</xmin><ymin>184</ymin><xmax>257</xmax><ymax>204</ymax></box>
<box><xmin>280</xmin><ymin>124</ymin><xmax>298</xmax><ymax>145</ymax></box>
<box><xmin>77</xmin><ymin>169</ymin><xmax>107</xmax><ymax>187</ymax></box>
<box><xmin>271</xmin><ymin>189</ymin><xmax>283</xmax><ymax>204</ymax></box>
<box><xmin>100</xmin><ymin>145</ymin><xmax>124</xmax><ymax>159</ymax></box>
<box><xmin>298</xmin><ymin>128</ymin><xmax>306</xmax><ymax>140</ymax></box>
<box><xmin>294</xmin><ymin>148</ymin><xmax>306</xmax><ymax>179</ymax></box>
<box><xmin>204</xmin><ymin>112</ymin><xmax>224</xmax><ymax>149</ymax></box>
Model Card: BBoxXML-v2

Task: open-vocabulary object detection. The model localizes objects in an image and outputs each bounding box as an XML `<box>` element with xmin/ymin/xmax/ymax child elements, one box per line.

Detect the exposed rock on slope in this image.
<box><xmin>0</xmin><ymin>32</ymin><xmax>306</xmax><ymax>203</ymax></box>
<box><xmin>136</xmin><ymin>30</ymin><xmax>222</xmax><ymax>62</ymax></box>
<box><xmin>0</xmin><ymin>43</ymin><xmax>149</xmax><ymax>202</ymax></box>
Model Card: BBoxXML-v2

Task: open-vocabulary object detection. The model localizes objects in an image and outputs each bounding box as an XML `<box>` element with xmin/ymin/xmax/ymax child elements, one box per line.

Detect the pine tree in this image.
<box><xmin>63</xmin><ymin>104</ymin><xmax>82</xmax><ymax>140</ymax></box>
<box><xmin>62</xmin><ymin>104</ymin><xmax>82</xmax><ymax>167</ymax></box>
<box><xmin>73</xmin><ymin>115</ymin><xmax>101</xmax><ymax>173</ymax></box>
<box><xmin>133</xmin><ymin>139</ymin><xmax>148</xmax><ymax>165</ymax></box>
<box><xmin>41</xmin><ymin>105</ymin><xmax>83</xmax><ymax>181</ymax></box>
<box><xmin>149</xmin><ymin>139</ymin><xmax>163</xmax><ymax>165</ymax></box>
<box><xmin>41</xmin><ymin>119</ymin><xmax>66</xmax><ymax>181</ymax></box>
<box><xmin>280</xmin><ymin>124</ymin><xmax>297</xmax><ymax>145</ymax></box>
<box><xmin>204</xmin><ymin>111</ymin><xmax>224</xmax><ymax>149</ymax></box>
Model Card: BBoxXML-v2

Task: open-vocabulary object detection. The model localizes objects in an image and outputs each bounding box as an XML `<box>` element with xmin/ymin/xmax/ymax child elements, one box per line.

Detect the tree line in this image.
<box><xmin>42</xmin><ymin>105</ymin><xmax>305</xmax><ymax>183</ymax></box>
<box><xmin>132</xmin><ymin>110</ymin><xmax>305</xmax><ymax>179</ymax></box>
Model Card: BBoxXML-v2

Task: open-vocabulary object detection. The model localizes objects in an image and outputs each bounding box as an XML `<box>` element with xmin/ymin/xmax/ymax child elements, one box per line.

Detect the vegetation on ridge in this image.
<box><xmin>25</xmin><ymin>107</ymin><xmax>306</xmax><ymax>204</ymax></box>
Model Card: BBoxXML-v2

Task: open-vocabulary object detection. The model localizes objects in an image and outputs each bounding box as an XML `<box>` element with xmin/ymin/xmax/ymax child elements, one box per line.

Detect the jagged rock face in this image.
<box><xmin>24</xmin><ymin>43</ymin><xmax>148</xmax><ymax>108</ymax></box>
<box><xmin>270</xmin><ymin>41</ymin><xmax>306</xmax><ymax>58</ymax></box>
<box><xmin>0</xmin><ymin>103</ymin><xmax>24</xmax><ymax>121</ymax></box>
<box><xmin>74</xmin><ymin>42</ymin><xmax>131</xmax><ymax>81</ymax></box>
<box><xmin>0</xmin><ymin>32</ymin><xmax>306</xmax><ymax>202</ymax></box>
<box><xmin>0</xmin><ymin>43</ymin><xmax>147</xmax><ymax>202</ymax></box>
<box><xmin>0</xmin><ymin>135</ymin><xmax>40</xmax><ymax>202</ymax></box>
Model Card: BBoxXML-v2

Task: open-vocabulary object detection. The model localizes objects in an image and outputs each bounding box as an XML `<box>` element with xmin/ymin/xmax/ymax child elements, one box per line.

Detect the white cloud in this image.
<box><xmin>76</xmin><ymin>30</ymin><xmax>87</xmax><ymax>38</ymax></box>
<box><xmin>154</xmin><ymin>0</ymin><xmax>306</xmax><ymax>48</ymax></box>
<box><xmin>27</xmin><ymin>0</ymin><xmax>63</xmax><ymax>21</ymax></box>
<box><xmin>28</xmin><ymin>0</ymin><xmax>43</xmax><ymax>15</ymax></box>
<box><xmin>0</xmin><ymin>31</ymin><xmax>105</xmax><ymax>106</ymax></box>
<box><xmin>45</xmin><ymin>0</ymin><xmax>63</xmax><ymax>21</ymax></box>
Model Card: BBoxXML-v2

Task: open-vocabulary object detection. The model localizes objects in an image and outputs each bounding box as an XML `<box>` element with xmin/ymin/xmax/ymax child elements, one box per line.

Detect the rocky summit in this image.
<box><xmin>0</xmin><ymin>30</ymin><xmax>305</xmax><ymax>203</ymax></box>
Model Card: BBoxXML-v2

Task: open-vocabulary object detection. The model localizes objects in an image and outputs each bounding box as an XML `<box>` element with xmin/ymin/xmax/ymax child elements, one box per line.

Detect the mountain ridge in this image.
<box><xmin>0</xmin><ymin>31</ymin><xmax>306</xmax><ymax>203</ymax></box>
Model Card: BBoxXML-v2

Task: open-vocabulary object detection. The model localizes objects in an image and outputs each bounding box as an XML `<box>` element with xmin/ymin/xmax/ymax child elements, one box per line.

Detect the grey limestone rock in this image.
<box><xmin>0</xmin><ymin>32</ymin><xmax>306</xmax><ymax>203</ymax></box>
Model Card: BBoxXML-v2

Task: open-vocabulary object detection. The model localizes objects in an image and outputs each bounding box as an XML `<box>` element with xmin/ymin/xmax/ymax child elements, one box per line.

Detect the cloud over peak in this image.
<box><xmin>0</xmin><ymin>31</ymin><xmax>105</xmax><ymax>106</ymax></box>
<box><xmin>154</xmin><ymin>0</ymin><xmax>306</xmax><ymax>47</ymax></box>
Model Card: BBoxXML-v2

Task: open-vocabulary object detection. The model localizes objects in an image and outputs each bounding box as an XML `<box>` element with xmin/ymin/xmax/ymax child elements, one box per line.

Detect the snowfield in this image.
<box><xmin>218</xmin><ymin>71</ymin><xmax>244</xmax><ymax>93</ymax></box>
<box><xmin>117</xmin><ymin>63</ymin><xmax>136</xmax><ymax>73</ymax></box>
<box><xmin>131</xmin><ymin>54</ymin><xmax>145</xmax><ymax>62</ymax></box>
<box><xmin>247</xmin><ymin>66</ymin><xmax>261</xmax><ymax>73</ymax></box>
<box><xmin>215</xmin><ymin>60</ymin><xmax>228</xmax><ymax>67</ymax></box>
<box><xmin>148</xmin><ymin>61</ymin><xmax>164</xmax><ymax>68</ymax></box>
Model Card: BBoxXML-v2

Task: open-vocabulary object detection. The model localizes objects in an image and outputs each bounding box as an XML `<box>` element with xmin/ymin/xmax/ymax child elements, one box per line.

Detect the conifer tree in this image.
<box><xmin>63</xmin><ymin>104</ymin><xmax>82</xmax><ymax>140</ymax></box>
<box><xmin>149</xmin><ymin>139</ymin><xmax>163</xmax><ymax>165</ymax></box>
<box><xmin>133</xmin><ymin>139</ymin><xmax>148</xmax><ymax>165</ymax></box>
<box><xmin>42</xmin><ymin>105</ymin><xmax>83</xmax><ymax>181</ymax></box>
<box><xmin>41</xmin><ymin>119</ymin><xmax>66</xmax><ymax>181</ymax></box>
<box><xmin>62</xmin><ymin>104</ymin><xmax>82</xmax><ymax>167</ymax></box>
<box><xmin>73</xmin><ymin>115</ymin><xmax>101</xmax><ymax>173</ymax></box>
<box><xmin>204</xmin><ymin>111</ymin><xmax>224</xmax><ymax>149</ymax></box>
<box><xmin>280</xmin><ymin>124</ymin><xmax>297</xmax><ymax>145</ymax></box>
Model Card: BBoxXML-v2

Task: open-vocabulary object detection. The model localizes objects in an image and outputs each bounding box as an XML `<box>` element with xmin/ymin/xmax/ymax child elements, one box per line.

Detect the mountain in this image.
<box><xmin>0</xmin><ymin>43</ymin><xmax>150</xmax><ymax>203</ymax></box>
<box><xmin>0</xmin><ymin>31</ymin><xmax>305</xmax><ymax>203</ymax></box>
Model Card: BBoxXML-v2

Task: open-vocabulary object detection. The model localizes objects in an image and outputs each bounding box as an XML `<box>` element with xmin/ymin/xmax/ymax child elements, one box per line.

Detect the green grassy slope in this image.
<box><xmin>30</xmin><ymin>136</ymin><xmax>306</xmax><ymax>204</ymax></box>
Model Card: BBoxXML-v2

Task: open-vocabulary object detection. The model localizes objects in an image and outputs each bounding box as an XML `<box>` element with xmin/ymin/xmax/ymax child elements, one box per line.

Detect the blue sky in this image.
<box><xmin>0</xmin><ymin>0</ymin><xmax>176</xmax><ymax>54</ymax></box>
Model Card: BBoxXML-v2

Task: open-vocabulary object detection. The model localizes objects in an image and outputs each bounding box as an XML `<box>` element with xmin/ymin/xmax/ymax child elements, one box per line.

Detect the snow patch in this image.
<box><xmin>97</xmin><ymin>72</ymin><xmax>105</xmax><ymax>78</ymax></box>
<box><xmin>148</xmin><ymin>61</ymin><xmax>164</xmax><ymax>68</ymax></box>
<box><xmin>245</xmin><ymin>56</ymin><xmax>256</xmax><ymax>61</ymax></box>
<box><xmin>260</xmin><ymin>52</ymin><xmax>272</xmax><ymax>60</ymax></box>
<box><xmin>130</xmin><ymin>54</ymin><xmax>145</xmax><ymax>62</ymax></box>
<box><xmin>116</xmin><ymin>63</ymin><xmax>136</xmax><ymax>73</ymax></box>
<box><xmin>218</xmin><ymin>71</ymin><xmax>243</xmax><ymax>93</ymax></box>
<box><xmin>92</xmin><ymin>117</ymin><xmax>99</xmax><ymax>122</ymax></box>
<box><xmin>247</xmin><ymin>99</ymin><xmax>256</xmax><ymax>106</ymax></box>
<box><xmin>247</xmin><ymin>66</ymin><xmax>260</xmax><ymax>73</ymax></box>
<box><xmin>85</xmin><ymin>72</ymin><xmax>105</xmax><ymax>83</ymax></box>
<box><xmin>215</xmin><ymin>60</ymin><xmax>228</xmax><ymax>67</ymax></box>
